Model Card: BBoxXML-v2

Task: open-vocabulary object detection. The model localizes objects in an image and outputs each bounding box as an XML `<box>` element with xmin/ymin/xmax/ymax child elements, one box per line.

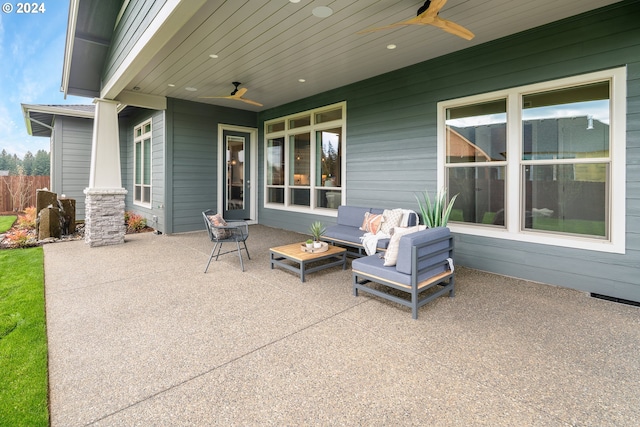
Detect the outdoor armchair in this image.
<box><xmin>202</xmin><ymin>210</ymin><xmax>250</xmax><ymax>272</ymax></box>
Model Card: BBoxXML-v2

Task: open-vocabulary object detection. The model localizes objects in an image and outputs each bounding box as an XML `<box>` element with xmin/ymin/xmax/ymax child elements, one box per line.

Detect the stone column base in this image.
<box><xmin>84</xmin><ymin>188</ymin><xmax>128</xmax><ymax>247</ymax></box>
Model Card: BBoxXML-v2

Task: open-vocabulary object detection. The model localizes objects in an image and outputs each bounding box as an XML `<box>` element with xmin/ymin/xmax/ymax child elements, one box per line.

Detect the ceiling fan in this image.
<box><xmin>199</xmin><ymin>82</ymin><xmax>263</xmax><ymax>107</ymax></box>
<box><xmin>357</xmin><ymin>0</ymin><xmax>474</xmax><ymax>40</ymax></box>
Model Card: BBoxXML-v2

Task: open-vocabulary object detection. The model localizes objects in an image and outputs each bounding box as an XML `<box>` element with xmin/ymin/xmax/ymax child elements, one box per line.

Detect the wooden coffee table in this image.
<box><xmin>269</xmin><ymin>242</ymin><xmax>347</xmax><ymax>282</ymax></box>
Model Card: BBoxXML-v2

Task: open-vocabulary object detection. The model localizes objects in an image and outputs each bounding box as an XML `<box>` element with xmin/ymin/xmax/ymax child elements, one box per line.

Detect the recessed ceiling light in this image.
<box><xmin>209</xmin><ymin>54</ymin><xmax>218</xmax><ymax>59</ymax></box>
<box><xmin>312</xmin><ymin>6</ymin><xmax>333</xmax><ymax>18</ymax></box>
<box><xmin>168</xmin><ymin>83</ymin><xmax>175</xmax><ymax>87</ymax></box>
<box><xmin>185</xmin><ymin>87</ymin><xmax>197</xmax><ymax>92</ymax></box>
<box><xmin>133</xmin><ymin>86</ymin><xmax>140</xmax><ymax>91</ymax></box>
<box><xmin>289</xmin><ymin>0</ymin><xmax>300</xmax><ymax>3</ymax></box>
<box><xmin>298</xmin><ymin>79</ymin><xmax>306</xmax><ymax>83</ymax></box>
<box><xmin>387</xmin><ymin>44</ymin><xmax>397</xmax><ymax>50</ymax></box>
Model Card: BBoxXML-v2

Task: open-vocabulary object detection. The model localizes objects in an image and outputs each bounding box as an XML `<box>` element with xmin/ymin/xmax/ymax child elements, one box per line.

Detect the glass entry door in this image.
<box><xmin>223</xmin><ymin>130</ymin><xmax>251</xmax><ymax>220</ymax></box>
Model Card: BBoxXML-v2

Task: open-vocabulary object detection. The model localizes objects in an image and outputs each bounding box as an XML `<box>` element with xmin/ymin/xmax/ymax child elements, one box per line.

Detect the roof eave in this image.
<box><xmin>61</xmin><ymin>0</ymin><xmax>80</xmax><ymax>98</ymax></box>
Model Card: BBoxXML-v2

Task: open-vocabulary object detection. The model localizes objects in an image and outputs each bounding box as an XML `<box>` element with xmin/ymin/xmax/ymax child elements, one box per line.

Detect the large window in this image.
<box><xmin>439</xmin><ymin>68</ymin><xmax>626</xmax><ymax>253</ymax></box>
<box><xmin>134</xmin><ymin>119</ymin><xmax>152</xmax><ymax>207</ymax></box>
<box><xmin>265</xmin><ymin>103</ymin><xmax>345</xmax><ymax>213</ymax></box>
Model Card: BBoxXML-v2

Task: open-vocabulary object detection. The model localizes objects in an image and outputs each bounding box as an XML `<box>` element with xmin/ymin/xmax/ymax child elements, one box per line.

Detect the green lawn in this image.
<box><xmin>0</xmin><ymin>215</ymin><xmax>17</xmax><ymax>233</ymax></box>
<box><xmin>0</xmin><ymin>247</ymin><xmax>49</xmax><ymax>427</ymax></box>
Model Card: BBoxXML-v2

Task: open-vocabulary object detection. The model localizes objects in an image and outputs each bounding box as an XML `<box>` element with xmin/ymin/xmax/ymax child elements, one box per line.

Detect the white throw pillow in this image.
<box><xmin>383</xmin><ymin>225</ymin><xmax>426</xmax><ymax>267</ymax></box>
<box><xmin>380</xmin><ymin>208</ymin><xmax>404</xmax><ymax>235</ymax></box>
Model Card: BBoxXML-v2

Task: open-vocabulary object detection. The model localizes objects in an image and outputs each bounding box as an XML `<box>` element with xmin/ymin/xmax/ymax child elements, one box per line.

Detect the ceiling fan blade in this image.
<box><xmin>356</xmin><ymin>20</ymin><xmax>416</xmax><ymax>34</ymax></box>
<box><xmin>417</xmin><ymin>0</ymin><xmax>448</xmax><ymax>19</ymax></box>
<box><xmin>199</xmin><ymin>83</ymin><xmax>262</xmax><ymax>107</ymax></box>
<box><xmin>238</xmin><ymin>98</ymin><xmax>263</xmax><ymax>107</ymax></box>
<box><xmin>233</xmin><ymin>87</ymin><xmax>248</xmax><ymax>98</ymax></box>
<box><xmin>198</xmin><ymin>95</ymin><xmax>232</xmax><ymax>99</ymax></box>
<box><xmin>430</xmin><ymin>16</ymin><xmax>475</xmax><ymax>40</ymax></box>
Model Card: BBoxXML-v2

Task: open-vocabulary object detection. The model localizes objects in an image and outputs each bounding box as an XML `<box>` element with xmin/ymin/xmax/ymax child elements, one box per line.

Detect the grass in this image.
<box><xmin>0</xmin><ymin>215</ymin><xmax>17</xmax><ymax>233</ymax></box>
<box><xmin>0</xmin><ymin>247</ymin><xmax>49</xmax><ymax>427</ymax></box>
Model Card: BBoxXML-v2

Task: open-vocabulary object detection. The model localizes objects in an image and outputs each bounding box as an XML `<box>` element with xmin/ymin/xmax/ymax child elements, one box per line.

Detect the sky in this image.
<box><xmin>0</xmin><ymin>1</ymin><xmax>88</xmax><ymax>158</ymax></box>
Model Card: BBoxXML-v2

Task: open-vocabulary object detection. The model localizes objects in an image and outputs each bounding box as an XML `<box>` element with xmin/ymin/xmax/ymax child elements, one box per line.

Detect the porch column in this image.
<box><xmin>84</xmin><ymin>98</ymin><xmax>127</xmax><ymax>247</ymax></box>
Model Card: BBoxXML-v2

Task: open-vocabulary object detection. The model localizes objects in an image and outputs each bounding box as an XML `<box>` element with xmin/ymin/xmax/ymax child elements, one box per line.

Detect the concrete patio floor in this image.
<box><xmin>44</xmin><ymin>225</ymin><xmax>640</xmax><ymax>426</ymax></box>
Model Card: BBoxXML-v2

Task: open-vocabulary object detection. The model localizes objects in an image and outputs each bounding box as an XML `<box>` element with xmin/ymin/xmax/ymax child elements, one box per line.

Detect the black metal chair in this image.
<box><xmin>202</xmin><ymin>210</ymin><xmax>250</xmax><ymax>272</ymax></box>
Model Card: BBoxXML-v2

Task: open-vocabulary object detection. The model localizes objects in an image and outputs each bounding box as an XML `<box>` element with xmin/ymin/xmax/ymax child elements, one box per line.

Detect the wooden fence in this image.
<box><xmin>0</xmin><ymin>176</ymin><xmax>50</xmax><ymax>212</ymax></box>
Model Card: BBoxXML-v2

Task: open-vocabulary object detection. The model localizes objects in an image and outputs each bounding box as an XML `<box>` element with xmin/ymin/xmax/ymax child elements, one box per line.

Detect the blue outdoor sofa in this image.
<box><xmin>352</xmin><ymin>226</ymin><xmax>455</xmax><ymax>319</ymax></box>
<box><xmin>322</xmin><ymin>205</ymin><xmax>419</xmax><ymax>257</ymax></box>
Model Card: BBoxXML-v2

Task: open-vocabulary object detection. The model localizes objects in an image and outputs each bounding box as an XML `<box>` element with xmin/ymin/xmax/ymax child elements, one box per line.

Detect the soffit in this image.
<box><xmin>75</xmin><ymin>0</ymin><xmax>626</xmax><ymax>110</ymax></box>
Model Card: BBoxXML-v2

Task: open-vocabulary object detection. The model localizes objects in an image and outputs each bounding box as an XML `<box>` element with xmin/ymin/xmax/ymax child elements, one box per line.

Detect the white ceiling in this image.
<box><xmin>127</xmin><ymin>0</ymin><xmax>623</xmax><ymax>111</ymax></box>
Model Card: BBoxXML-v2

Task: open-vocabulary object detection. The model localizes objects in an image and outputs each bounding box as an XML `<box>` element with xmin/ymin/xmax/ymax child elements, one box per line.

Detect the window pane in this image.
<box><xmin>316</xmin><ymin>108</ymin><xmax>342</xmax><ymax>123</ymax></box>
<box><xmin>290</xmin><ymin>115</ymin><xmax>310</xmax><ymax>129</ymax></box>
<box><xmin>135</xmin><ymin>142</ymin><xmax>141</xmax><ymax>184</ymax></box>
<box><xmin>446</xmin><ymin>99</ymin><xmax>507</xmax><ymax>163</ymax></box>
<box><xmin>267</xmin><ymin>121</ymin><xmax>285</xmax><ymax>133</ymax></box>
<box><xmin>144</xmin><ymin>123</ymin><xmax>151</xmax><ymax>134</ymax></box>
<box><xmin>267</xmin><ymin>187</ymin><xmax>284</xmax><ymax>204</ymax></box>
<box><xmin>143</xmin><ymin>139</ymin><xmax>151</xmax><ymax>185</ymax></box>
<box><xmin>523</xmin><ymin>164</ymin><xmax>607</xmax><ymax>237</ymax></box>
<box><xmin>291</xmin><ymin>188</ymin><xmax>310</xmax><ymax>207</ymax></box>
<box><xmin>316</xmin><ymin>188</ymin><xmax>341</xmax><ymax>209</ymax></box>
<box><xmin>523</xmin><ymin>81</ymin><xmax>610</xmax><ymax>160</ymax></box>
<box><xmin>447</xmin><ymin>166</ymin><xmax>506</xmax><ymax>225</ymax></box>
<box><xmin>317</xmin><ymin>128</ymin><xmax>341</xmax><ymax>187</ymax></box>
<box><xmin>143</xmin><ymin>186</ymin><xmax>151</xmax><ymax>204</ymax></box>
<box><xmin>134</xmin><ymin>185</ymin><xmax>141</xmax><ymax>202</ymax></box>
<box><xmin>267</xmin><ymin>138</ymin><xmax>284</xmax><ymax>185</ymax></box>
<box><xmin>290</xmin><ymin>133</ymin><xmax>310</xmax><ymax>186</ymax></box>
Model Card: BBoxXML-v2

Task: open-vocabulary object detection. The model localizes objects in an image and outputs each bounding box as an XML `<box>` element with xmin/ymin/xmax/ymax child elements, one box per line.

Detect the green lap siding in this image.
<box><xmin>51</xmin><ymin>117</ymin><xmax>93</xmax><ymax>219</ymax></box>
<box><xmin>165</xmin><ymin>98</ymin><xmax>257</xmax><ymax>234</ymax></box>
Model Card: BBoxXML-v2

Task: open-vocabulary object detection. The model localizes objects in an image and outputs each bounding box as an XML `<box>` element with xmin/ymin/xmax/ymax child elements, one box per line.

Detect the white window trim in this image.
<box><xmin>264</xmin><ymin>102</ymin><xmax>346</xmax><ymax>217</ymax></box>
<box><xmin>133</xmin><ymin>118</ymin><xmax>152</xmax><ymax>208</ymax></box>
<box><xmin>437</xmin><ymin>67</ymin><xmax>626</xmax><ymax>254</ymax></box>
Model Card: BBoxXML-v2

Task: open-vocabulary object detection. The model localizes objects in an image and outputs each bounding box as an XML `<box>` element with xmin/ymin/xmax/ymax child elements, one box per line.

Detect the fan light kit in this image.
<box><xmin>358</xmin><ymin>0</ymin><xmax>474</xmax><ymax>40</ymax></box>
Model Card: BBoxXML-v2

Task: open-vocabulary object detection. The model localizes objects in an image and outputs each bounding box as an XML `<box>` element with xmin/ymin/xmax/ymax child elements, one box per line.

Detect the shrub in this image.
<box><xmin>17</xmin><ymin>207</ymin><xmax>37</xmax><ymax>230</ymax></box>
<box><xmin>5</xmin><ymin>229</ymin><xmax>32</xmax><ymax>248</ymax></box>
<box><xmin>126</xmin><ymin>213</ymin><xmax>147</xmax><ymax>232</ymax></box>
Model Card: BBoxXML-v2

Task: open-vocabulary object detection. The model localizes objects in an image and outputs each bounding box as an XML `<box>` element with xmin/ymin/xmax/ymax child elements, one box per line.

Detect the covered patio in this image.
<box><xmin>44</xmin><ymin>225</ymin><xmax>639</xmax><ymax>426</ymax></box>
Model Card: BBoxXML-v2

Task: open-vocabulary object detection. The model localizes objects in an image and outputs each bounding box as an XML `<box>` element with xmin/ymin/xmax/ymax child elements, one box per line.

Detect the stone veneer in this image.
<box><xmin>84</xmin><ymin>188</ymin><xmax>128</xmax><ymax>247</ymax></box>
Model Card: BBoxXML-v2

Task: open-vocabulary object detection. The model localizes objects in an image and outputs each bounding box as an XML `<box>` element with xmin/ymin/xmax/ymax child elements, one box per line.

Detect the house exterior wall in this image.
<box><xmin>120</xmin><ymin>108</ymin><xmax>166</xmax><ymax>232</ymax></box>
<box><xmin>164</xmin><ymin>98</ymin><xmax>257</xmax><ymax>234</ymax></box>
<box><xmin>257</xmin><ymin>1</ymin><xmax>640</xmax><ymax>301</ymax></box>
<box><xmin>51</xmin><ymin>116</ymin><xmax>93</xmax><ymax>219</ymax></box>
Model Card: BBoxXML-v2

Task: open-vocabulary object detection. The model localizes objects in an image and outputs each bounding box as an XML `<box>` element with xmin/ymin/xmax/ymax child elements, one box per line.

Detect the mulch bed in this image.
<box><xmin>0</xmin><ymin>211</ymin><xmax>153</xmax><ymax>249</ymax></box>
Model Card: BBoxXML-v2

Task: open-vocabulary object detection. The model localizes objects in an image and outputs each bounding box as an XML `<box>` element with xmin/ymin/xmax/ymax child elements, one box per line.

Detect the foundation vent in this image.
<box><xmin>590</xmin><ymin>293</ymin><xmax>640</xmax><ymax>308</ymax></box>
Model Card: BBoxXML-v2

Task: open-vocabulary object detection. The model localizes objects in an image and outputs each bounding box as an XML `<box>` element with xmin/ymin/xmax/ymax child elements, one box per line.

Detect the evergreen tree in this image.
<box><xmin>33</xmin><ymin>150</ymin><xmax>50</xmax><ymax>176</ymax></box>
<box><xmin>0</xmin><ymin>149</ymin><xmax>8</xmax><ymax>171</ymax></box>
<box><xmin>23</xmin><ymin>151</ymin><xmax>34</xmax><ymax>175</ymax></box>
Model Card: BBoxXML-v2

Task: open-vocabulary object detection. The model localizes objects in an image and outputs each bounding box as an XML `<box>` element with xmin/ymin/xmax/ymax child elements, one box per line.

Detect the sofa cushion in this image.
<box><xmin>352</xmin><ymin>254</ymin><xmax>413</xmax><ymax>287</ymax></box>
<box><xmin>324</xmin><ymin>224</ymin><xmax>366</xmax><ymax>243</ymax></box>
<box><xmin>396</xmin><ymin>227</ymin><xmax>451</xmax><ymax>277</ymax></box>
<box><xmin>337</xmin><ymin>206</ymin><xmax>371</xmax><ymax>228</ymax></box>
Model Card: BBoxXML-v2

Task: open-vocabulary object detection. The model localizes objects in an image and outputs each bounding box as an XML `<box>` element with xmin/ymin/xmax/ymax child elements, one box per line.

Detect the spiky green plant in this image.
<box><xmin>415</xmin><ymin>188</ymin><xmax>459</xmax><ymax>228</ymax></box>
<box><xmin>309</xmin><ymin>221</ymin><xmax>326</xmax><ymax>241</ymax></box>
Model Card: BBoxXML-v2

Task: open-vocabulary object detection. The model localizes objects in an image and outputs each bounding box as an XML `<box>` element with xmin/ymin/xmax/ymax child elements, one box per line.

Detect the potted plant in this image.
<box><xmin>305</xmin><ymin>239</ymin><xmax>314</xmax><ymax>249</ymax></box>
<box><xmin>309</xmin><ymin>221</ymin><xmax>326</xmax><ymax>248</ymax></box>
<box><xmin>415</xmin><ymin>188</ymin><xmax>459</xmax><ymax>228</ymax></box>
